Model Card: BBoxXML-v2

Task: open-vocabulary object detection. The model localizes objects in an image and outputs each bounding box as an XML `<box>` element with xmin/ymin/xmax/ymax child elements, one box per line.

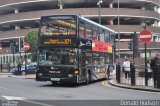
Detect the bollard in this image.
<box><xmin>157</xmin><ymin>71</ymin><xmax>160</xmax><ymax>88</ymax></box>
<box><xmin>116</xmin><ymin>64</ymin><xmax>121</xmax><ymax>83</ymax></box>
<box><xmin>1</xmin><ymin>56</ymin><xmax>2</xmax><ymax>72</ymax></box>
<box><xmin>8</xmin><ymin>63</ymin><xmax>10</xmax><ymax>72</ymax></box>
<box><xmin>18</xmin><ymin>63</ymin><xmax>20</xmax><ymax>75</ymax></box>
<box><xmin>130</xmin><ymin>62</ymin><xmax>135</xmax><ymax>86</ymax></box>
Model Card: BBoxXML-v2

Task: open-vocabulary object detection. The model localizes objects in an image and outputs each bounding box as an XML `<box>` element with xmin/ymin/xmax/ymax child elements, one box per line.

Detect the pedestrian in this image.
<box><xmin>27</xmin><ymin>57</ymin><xmax>32</xmax><ymax>63</ymax></box>
<box><xmin>17</xmin><ymin>60</ymin><xmax>21</xmax><ymax>75</ymax></box>
<box><xmin>147</xmin><ymin>60</ymin><xmax>152</xmax><ymax>79</ymax></box>
<box><xmin>150</xmin><ymin>53</ymin><xmax>160</xmax><ymax>88</ymax></box>
<box><xmin>122</xmin><ymin>58</ymin><xmax>130</xmax><ymax>79</ymax></box>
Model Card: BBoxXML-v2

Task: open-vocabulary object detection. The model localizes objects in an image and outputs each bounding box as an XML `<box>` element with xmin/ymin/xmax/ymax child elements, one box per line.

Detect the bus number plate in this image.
<box><xmin>51</xmin><ymin>78</ymin><xmax>60</xmax><ymax>81</ymax></box>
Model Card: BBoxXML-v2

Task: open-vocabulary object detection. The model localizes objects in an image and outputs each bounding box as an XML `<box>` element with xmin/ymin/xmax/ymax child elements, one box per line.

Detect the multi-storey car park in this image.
<box><xmin>0</xmin><ymin>0</ymin><xmax>160</xmax><ymax>66</ymax></box>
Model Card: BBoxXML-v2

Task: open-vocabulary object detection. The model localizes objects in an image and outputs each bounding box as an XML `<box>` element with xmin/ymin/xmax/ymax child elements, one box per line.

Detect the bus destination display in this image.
<box><xmin>40</xmin><ymin>36</ymin><xmax>77</xmax><ymax>46</ymax></box>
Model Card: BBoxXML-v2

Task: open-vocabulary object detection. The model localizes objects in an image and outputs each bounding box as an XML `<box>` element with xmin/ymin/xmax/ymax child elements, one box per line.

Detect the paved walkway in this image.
<box><xmin>109</xmin><ymin>75</ymin><xmax>160</xmax><ymax>92</ymax></box>
<box><xmin>0</xmin><ymin>72</ymin><xmax>35</xmax><ymax>79</ymax></box>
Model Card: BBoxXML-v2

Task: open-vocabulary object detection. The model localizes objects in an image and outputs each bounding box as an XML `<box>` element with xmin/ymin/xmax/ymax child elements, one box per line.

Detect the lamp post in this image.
<box><xmin>143</xmin><ymin>24</ymin><xmax>148</xmax><ymax>86</ymax></box>
<box><xmin>97</xmin><ymin>0</ymin><xmax>103</xmax><ymax>24</ymax></box>
<box><xmin>117</xmin><ymin>0</ymin><xmax>120</xmax><ymax>64</ymax></box>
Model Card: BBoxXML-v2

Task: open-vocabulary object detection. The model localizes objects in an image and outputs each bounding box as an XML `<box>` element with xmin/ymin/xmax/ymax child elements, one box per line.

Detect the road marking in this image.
<box><xmin>23</xmin><ymin>100</ymin><xmax>56</xmax><ymax>106</ymax></box>
<box><xmin>2</xmin><ymin>95</ymin><xmax>26</xmax><ymax>100</ymax></box>
<box><xmin>101</xmin><ymin>81</ymin><xmax>117</xmax><ymax>88</ymax></box>
<box><xmin>2</xmin><ymin>95</ymin><xmax>56</xmax><ymax>106</ymax></box>
<box><xmin>0</xmin><ymin>75</ymin><xmax>9</xmax><ymax>78</ymax></box>
<box><xmin>102</xmin><ymin>81</ymin><xmax>160</xmax><ymax>94</ymax></box>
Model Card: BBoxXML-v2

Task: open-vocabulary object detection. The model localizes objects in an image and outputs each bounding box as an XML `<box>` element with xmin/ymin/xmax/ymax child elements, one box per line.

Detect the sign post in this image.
<box><xmin>0</xmin><ymin>44</ymin><xmax>2</xmax><ymax>72</ymax></box>
<box><xmin>23</xmin><ymin>42</ymin><xmax>30</xmax><ymax>73</ymax></box>
<box><xmin>139</xmin><ymin>29</ymin><xmax>152</xmax><ymax>86</ymax></box>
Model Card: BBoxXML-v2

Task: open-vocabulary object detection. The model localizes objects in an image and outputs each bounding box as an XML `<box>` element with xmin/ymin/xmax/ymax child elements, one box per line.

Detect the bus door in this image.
<box><xmin>79</xmin><ymin>52</ymin><xmax>87</xmax><ymax>81</ymax></box>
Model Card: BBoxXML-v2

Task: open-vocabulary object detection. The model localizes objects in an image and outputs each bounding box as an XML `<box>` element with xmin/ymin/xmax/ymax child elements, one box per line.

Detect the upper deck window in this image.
<box><xmin>41</xmin><ymin>16</ymin><xmax>76</xmax><ymax>36</ymax></box>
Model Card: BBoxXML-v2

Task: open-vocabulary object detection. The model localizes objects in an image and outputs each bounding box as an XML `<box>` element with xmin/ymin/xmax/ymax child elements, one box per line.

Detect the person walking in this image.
<box><xmin>122</xmin><ymin>58</ymin><xmax>130</xmax><ymax>79</ymax></box>
<box><xmin>150</xmin><ymin>53</ymin><xmax>160</xmax><ymax>88</ymax></box>
<box><xmin>147</xmin><ymin>60</ymin><xmax>152</xmax><ymax>79</ymax></box>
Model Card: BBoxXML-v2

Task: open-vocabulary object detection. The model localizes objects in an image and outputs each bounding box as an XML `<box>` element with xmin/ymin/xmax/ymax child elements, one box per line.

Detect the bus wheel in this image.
<box><xmin>51</xmin><ymin>81</ymin><xmax>57</xmax><ymax>85</ymax></box>
<box><xmin>85</xmin><ymin>71</ymin><xmax>90</xmax><ymax>85</ymax></box>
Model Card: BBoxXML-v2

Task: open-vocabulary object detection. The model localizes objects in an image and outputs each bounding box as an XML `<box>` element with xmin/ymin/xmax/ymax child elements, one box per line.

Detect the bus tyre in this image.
<box><xmin>51</xmin><ymin>81</ymin><xmax>57</xmax><ymax>85</ymax></box>
<box><xmin>85</xmin><ymin>71</ymin><xmax>90</xmax><ymax>85</ymax></box>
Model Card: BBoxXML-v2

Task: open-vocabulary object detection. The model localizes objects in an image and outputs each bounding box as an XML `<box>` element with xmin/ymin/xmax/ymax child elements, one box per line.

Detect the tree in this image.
<box><xmin>24</xmin><ymin>30</ymin><xmax>38</xmax><ymax>61</ymax></box>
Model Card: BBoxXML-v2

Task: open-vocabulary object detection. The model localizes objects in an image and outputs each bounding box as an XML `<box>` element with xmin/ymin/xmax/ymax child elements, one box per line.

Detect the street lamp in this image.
<box><xmin>97</xmin><ymin>0</ymin><xmax>103</xmax><ymax>24</ymax></box>
<box><xmin>117</xmin><ymin>0</ymin><xmax>120</xmax><ymax>64</ymax></box>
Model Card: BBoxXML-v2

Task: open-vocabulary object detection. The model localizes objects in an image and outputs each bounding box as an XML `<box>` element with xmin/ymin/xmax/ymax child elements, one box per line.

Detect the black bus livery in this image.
<box><xmin>36</xmin><ymin>14</ymin><xmax>115</xmax><ymax>84</ymax></box>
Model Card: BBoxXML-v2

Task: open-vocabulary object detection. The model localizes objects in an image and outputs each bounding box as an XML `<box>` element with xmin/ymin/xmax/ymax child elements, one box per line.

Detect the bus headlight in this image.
<box><xmin>74</xmin><ymin>70</ymin><xmax>78</xmax><ymax>75</ymax></box>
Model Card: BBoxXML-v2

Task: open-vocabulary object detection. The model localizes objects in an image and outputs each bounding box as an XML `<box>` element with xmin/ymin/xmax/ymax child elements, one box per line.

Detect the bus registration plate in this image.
<box><xmin>51</xmin><ymin>78</ymin><xmax>60</xmax><ymax>81</ymax></box>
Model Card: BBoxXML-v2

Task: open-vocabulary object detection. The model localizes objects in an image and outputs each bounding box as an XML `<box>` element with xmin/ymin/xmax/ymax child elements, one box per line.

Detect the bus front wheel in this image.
<box><xmin>51</xmin><ymin>81</ymin><xmax>57</xmax><ymax>85</ymax></box>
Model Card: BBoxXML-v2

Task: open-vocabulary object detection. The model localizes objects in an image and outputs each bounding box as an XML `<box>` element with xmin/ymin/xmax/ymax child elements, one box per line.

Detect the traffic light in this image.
<box><xmin>15</xmin><ymin>42</ymin><xmax>19</xmax><ymax>53</ymax></box>
<box><xmin>128</xmin><ymin>41</ymin><xmax>133</xmax><ymax>50</ymax></box>
<box><xmin>19</xmin><ymin>37</ymin><xmax>24</xmax><ymax>52</ymax></box>
<box><xmin>132</xmin><ymin>32</ymin><xmax>139</xmax><ymax>57</ymax></box>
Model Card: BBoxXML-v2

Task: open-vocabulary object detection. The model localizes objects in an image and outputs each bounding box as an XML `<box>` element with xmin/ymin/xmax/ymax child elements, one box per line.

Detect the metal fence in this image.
<box><xmin>116</xmin><ymin>64</ymin><xmax>154</xmax><ymax>87</ymax></box>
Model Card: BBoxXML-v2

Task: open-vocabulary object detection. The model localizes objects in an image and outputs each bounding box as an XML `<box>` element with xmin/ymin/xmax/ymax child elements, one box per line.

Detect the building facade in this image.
<box><xmin>0</xmin><ymin>0</ymin><xmax>160</xmax><ymax>64</ymax></box>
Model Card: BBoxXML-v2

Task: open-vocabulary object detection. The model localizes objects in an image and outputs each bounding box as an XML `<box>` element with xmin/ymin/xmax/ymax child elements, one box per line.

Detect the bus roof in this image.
<box><xmin>79</xmin><ymin>16</ymin><xmax>115</xmax><ymax>33</ymax></box>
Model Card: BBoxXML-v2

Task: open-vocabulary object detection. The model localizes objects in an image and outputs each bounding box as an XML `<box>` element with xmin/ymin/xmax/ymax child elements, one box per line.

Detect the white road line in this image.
<box><xmin>2</xmin><ymin>95</ymin><xmax>26</xmax><ymax>100</ymax></box>
<box><xmin>23</xmin><ymin>100</ymin><xmax>56</xmax><ymax>106</ymax></box>
<box><xmin>0</xmin><ymin>86</ymin><xmax>11</xmax><ymax>90</ymax></box>
<box><xmin>2</xmin><ymin>95</ymin><xmax>56</xmax><ymax>106</ymax></box>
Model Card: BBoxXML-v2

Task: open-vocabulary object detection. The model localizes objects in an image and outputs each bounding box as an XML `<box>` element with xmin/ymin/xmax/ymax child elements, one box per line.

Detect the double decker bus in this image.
<box><xmin>36</xmin><ymin>15</ymin><xmax>115</xmax><ymax>84</ymax></box>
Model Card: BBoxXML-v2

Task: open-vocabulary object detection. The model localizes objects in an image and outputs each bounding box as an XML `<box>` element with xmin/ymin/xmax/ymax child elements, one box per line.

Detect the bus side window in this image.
<box><xmin>93</xmin><ymin>26</ymin><xmax>99</xmax><ymax>41</ymax></box>
<box><xmin>79</xmin><ymin>20</ymin><xmax>85</xmax><ymax>38</ymax></box>
<box><xmin>99</xmin><ymin>29</ymin><xmax>105</xmax><ymax>42</ymax></box>
<box><xmin>85</xmin><ymin>23</ymin><xmax>92</xmax><ymax>39</ymax></box>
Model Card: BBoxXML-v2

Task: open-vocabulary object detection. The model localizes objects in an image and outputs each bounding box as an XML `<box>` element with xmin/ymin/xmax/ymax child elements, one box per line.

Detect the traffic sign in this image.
<box><xmin>24</xmin><ymin>42</ymin><xmax>30</xmax><ymax>52</ymax></box>
<box><xmin>139</xmin><ymin>29</ymin><xmax>152</xmax><ymax>43</ymax></box>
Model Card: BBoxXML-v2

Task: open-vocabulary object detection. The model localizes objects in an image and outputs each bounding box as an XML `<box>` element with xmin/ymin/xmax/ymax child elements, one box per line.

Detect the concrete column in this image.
<box><xmin>109</xmin><ymin>20</ymin><xmax>113</xmax><ymax>25</ymax></box>
<box><xmin>58</xmin><ymin>0</ymin><xmax>63</xmax><ymax>9</ymax></box>
<box><xmin>140</xmin><ymin>21</ymin><xmax>145</xmax><ymax>26</ymax></box>
<box><xmin>141</xmin><ymin>6</ymin><xmax>145</xmax><ymax>10</ymax></box>
<box><xmin>59</xmin><ymin>5</ymin><xmax>63</xmax><ymax>9</ymax></box>
<box><xmin>156</xmin><ymin>36</ymin><xmax>159</xmax><ymax>42</ymax></box>
<box><xmin>15</xmin><ymin>26</ymin><xmax>20</xmax><ymax>30</ymax></box>
<box><xmin>14</xmin><ymin>9</ymin><xmax>20</xmax><ymax>30</ymax></box>
<box><xmin>154</xmin><ymin>21</ymin><xmax>158</xmax><ymax>27</ymax></box>
<box><xmin>154</xmin><ymin>6</ymin><xmax>158</xmax><ymax>12</ymax></box>
<box><xmin>14</xmin><ymin>9</ymin><xmax>19</xmax><ymax>14</ymax></box>
<box><xmin>109</xmin><ymin>3</ymin><xmax>113</xmax><ymax>8</ymax></box>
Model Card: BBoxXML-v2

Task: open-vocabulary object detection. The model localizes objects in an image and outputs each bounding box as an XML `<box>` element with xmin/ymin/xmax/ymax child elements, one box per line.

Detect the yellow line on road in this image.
<box><xmin>101</xmin><ymin>81</ymin><xmax>160</xmax><ymax>94</ymax></box>
<box><xmin>101</xmin><ymin>81</ymin><xmax>119</xmax><ymax>89</ymax></box>
<box><xmin>101</xmin><ymin>81</ymin><xmax>112</xmax><ymax>88</ymax></box>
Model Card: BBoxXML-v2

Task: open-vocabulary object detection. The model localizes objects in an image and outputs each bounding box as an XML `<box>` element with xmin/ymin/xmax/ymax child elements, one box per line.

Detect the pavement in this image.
<box><xmin>0</xmin><ymin>72</ymin><xmax>35</xmax><ymax>79</ymax></box>
<box><xmin>0</xmin><ymin>72</ymin><xmax>160</xmax><ymax>92</ymax></box>
<box><xmin>109</xmin><ymin>77</ymin><xmax>160</xmax><ymax>92</ymax></box>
